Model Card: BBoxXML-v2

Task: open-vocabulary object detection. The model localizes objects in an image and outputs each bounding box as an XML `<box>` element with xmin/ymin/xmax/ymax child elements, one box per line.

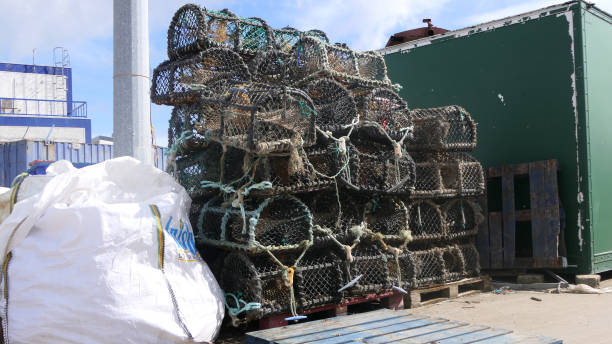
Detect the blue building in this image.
<box><xmin>0</xmin><ymin>57</ymin><xmax>91</xmax><ymax>143</ymax></box>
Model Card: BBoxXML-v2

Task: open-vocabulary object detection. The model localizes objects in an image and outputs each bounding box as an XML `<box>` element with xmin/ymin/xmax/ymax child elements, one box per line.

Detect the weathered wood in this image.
<box><xmin>246</xmin><ymin>309</ymin><xmax>562</xmax><ymax>344</ymax></box>
<box><xmin>501</xmin><ymin>165</ymin><xmax>516</xmax><ymax>268</ymax></box>
<box><xmin>476</xmin><ymin>196</ymin><xmax>490</xmax><ymax>269</ymax></box>
<box><xmin>529</xmin><ymin>160</ymin><xmax>560</xmax><ymax>260</ymax></box>
<box><xmin>408</xmin><ymin>277</ymin><xmax>489</xmax><ymax>309</ymax></box>
<box><xmin>489</xmin><ymin>212</ymin><xmax>504</xmax><ymax>269</ymax></box>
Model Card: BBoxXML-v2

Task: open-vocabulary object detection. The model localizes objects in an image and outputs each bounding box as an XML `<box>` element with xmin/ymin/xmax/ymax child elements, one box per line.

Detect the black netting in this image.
<box><xmin>459</xmin><ymin>243</ymin><xmax>481</xmax><ymax>278</ymax></box>
<box><xmin>219</xmin><ymin>252</ymin><xmax>266</xmax><ymax>320</ymax></box>
<box><xmin>358</xmin><ymin>88</ymin><xmax>412</xmax><ymax>142</ymax></box>
<box><xmin>288</xmin><ymin>36</ymin><xmax>391</xmax><ymax>88</ymax></box>
<box><xmin>364</xmin><ymin>197</ymin><xmax>410</xmax><ymax>241</ymax></box>
<box><xmin>406</xmin><ymin>106</ymin><xmax>477</xmax><ymax>152</ymax></box>
<box><xmin>386</xmin><ymin>250</ymin><xmax>416</xmax><ymax>289</ymax></box>
<box><xmin>152</xmin><ymin>48</ymin><xmax>252</xmax><ymax>105</ymax></box>
<box><xmin>406</xmin><ymin>200</ymin><xmax>445</xmax><ymax>242</ymax></box>
<box><xmin>295</xmin><ymin>249</ymin><xmax>344</xmax><ymax>309</ymax></box>
<box><xmin>410</xmin><ymin>248</ymin><xmax>445</xmax><ymax>287</ymax></box>
<box><xmin>441</xmin><ymin>245</ymin><xmax>466</xmax><ymax>282</ymax></box>
<box><xmin>442</xmin><ymin>199</ymin><xmax>483</xmax><ymax>239</ymax></box>
<box><xmin>298</xmin><ymin>190</ymin><xmax>365</xmax><ymax>245</ymax></box>
<box><xmin>185</xmin><ymin>81</ymin><xmax>316</xmax><ymax>154</ymax></box>
<box><xmin>198</xmin><ymin>195</ymin><xmax>313</xmax><ymax>251</ymax></box>
<box><xmin>412</xmin><ymin>152</ymin><xmax>485</xmax><ymax>198</ymax></box>
<box><xmin>306</xmin><ymin>78</ymin><xmax>358</xmax><ymax>132</ymax></box>
<box><xmin>348</xmin><ymin>243</ymin><xmax>391</xmax><ymax>295</ymax></box>
<box><xmin>342</xmin><ymin>132</ymin><xmax>415</xmax><ymax>194</ymax></box>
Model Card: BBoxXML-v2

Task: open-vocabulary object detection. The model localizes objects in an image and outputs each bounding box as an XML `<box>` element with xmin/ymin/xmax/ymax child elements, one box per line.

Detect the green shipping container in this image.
<box><xmin>382</xmin><ymin>1</ymin><xmax>612</xmax><ymax>274</ymax></box>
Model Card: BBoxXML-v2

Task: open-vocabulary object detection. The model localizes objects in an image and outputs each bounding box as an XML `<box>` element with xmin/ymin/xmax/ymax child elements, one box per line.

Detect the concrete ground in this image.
<box><xmin>408</xmin><ymin>277</ymin><xmax>612</xmax><ymax>344</ymax></box>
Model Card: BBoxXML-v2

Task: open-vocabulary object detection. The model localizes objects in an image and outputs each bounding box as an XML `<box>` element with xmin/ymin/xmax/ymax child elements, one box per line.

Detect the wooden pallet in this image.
<box><xmin>246</xmin><ymin>308</ymin><xmax>562</xmax><ymax>344</ymax></box>
<box><xmin>257</xmin><ymin>276</ymin><xmax>490</xmax><ymax>329</ymax></box>
<box><xmin>407</xmin><ymin>276</ymin><xmax>491</xmax><ymax>308</ymax></box>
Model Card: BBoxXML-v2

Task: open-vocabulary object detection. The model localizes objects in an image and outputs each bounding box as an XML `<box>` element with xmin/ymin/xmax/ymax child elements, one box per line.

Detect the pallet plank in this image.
<box><xmin>501</xmin><ymin>165</ymin><xmax>516</xmax><ymax>268</ymax></box>
<box><xmin>476</xmin><ymin>196</ymin><xmax>490</xmax><ymax>269</ymax></box>
<box><xmin>529</xmin><ymin>160</ymin><xmax>560</xmax><ymax>260</ymax></box>
<box><xmin>246</xmin><ymin>309</ymin><xmax>562</xmax><ymax>344</ymax></box>
<box><xmin>489</xmin><ymin>212</ymin><xmax>504</xmax><ymax>269</ymax></box>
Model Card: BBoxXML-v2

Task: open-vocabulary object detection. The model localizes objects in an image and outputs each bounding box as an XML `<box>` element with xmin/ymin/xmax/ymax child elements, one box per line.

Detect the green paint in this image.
<box><xmin>384</xmin><ymin>2</ymin><xmax>612</xmax><ymax>273</ymax></box>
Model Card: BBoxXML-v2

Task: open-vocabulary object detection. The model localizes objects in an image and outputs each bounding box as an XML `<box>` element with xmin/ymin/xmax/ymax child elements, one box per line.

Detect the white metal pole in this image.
<box><xmin>113</xmin><ymin>0</ymin><xmax>153</xmax><ymax>164</ymax></box>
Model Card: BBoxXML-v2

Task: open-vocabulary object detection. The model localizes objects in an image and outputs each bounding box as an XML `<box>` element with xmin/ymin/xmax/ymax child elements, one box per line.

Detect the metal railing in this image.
<box><xmin>0</xmin><ymin>97</ymin><xmax>87</xmax><ymax>117</ymax></box>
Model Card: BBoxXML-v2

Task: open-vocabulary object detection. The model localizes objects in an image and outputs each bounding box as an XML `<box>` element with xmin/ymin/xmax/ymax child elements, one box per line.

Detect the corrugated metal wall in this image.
<box><xmin>0</xmin><ymin>140</ymin><xmax>167</xmax><ymax>187</ymax></box>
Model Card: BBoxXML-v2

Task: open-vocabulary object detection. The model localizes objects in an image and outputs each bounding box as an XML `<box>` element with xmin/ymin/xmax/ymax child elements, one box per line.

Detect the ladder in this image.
<box><xmin>53</xmin><ymin>47</ymin><xmax>70</xmax><ymax>116</ymax></box>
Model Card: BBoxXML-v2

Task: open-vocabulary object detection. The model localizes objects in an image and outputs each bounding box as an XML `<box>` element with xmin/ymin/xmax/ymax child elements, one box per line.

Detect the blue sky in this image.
<box><xmin>1</xmin><ymin>0</ymin><xmax>611</xmax><ymax>146</ymax></box>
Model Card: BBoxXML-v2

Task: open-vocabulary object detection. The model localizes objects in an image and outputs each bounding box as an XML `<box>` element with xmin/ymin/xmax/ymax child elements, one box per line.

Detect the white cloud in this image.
<box><xmin>284</xmin><ymin>0</ymin><xmax>452</xmax><ymax>51</ymax></box>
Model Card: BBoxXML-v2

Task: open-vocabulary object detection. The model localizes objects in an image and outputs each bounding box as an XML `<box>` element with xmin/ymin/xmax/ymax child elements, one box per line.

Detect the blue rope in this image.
<box><xmin>224</xmin><ymin>292</ymin><xmax>261</xmax><ymax>316</ymax></box>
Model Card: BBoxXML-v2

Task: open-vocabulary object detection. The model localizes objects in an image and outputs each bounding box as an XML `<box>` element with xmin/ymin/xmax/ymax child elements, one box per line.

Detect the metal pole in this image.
<box><xmin>113</xmin><ymin>0</ymin><xmax>153</xmax><ymax>164</ymax></box>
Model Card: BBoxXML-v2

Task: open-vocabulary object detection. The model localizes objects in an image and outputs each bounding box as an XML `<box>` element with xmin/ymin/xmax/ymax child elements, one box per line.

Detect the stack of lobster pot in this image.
<box><xmin>151</xmin><ymin>3</ymin><xmax>485</xmax><ymax>327</ymax></box>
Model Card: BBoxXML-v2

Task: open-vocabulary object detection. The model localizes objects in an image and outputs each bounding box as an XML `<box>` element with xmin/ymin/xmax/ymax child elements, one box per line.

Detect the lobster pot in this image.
<box><xmin>459</xmin><ymin>243</ymin><xmax>481</xmax><ymax>278</ymax></box>
<box><xmin>386</xmin><ymin>250</ymin><xmax>417</xmax><ymax>289</ymax></box>
<box><xmin>365</xmin><ymin>197</ymin><xmax>410</xmax><ymax>245</ymax></box>
<box><xmin>342</xmin><ymin>136</ymin><xmax>416</xmax><ymax>194</ymax></box>
<box><xmin>412</xmin><ymin>152</ymin><xmax>485</xmax><ymax>198</ymax></box>
<box><xmin>220</xmin><ymin>252</ymin><xmax>292</xmax><ymax>321</ymax></box>
<box><xmin>442</xmin><ymin>199</ymin><xmax>482</xmax><ymax>239</ymax></box>
<box><xmin>174</xmin><ymin>144</ymin><xmax>245</xmax><ymax>200</ymax></box>
<box><xmin>272</xmin><ymin>27</ymin><xmax>328</xmax><ymax>53</ymax></box>
<box><xmin>167</xmin><ymin>5</ymin><xmax>274</xmax><ymax>59</ymax></box>
<box><xmin>406</xmin><ymin>200</ymin><xmax>445</xmax><ymax>242</ymax></box>
<box><xmin>295</xmin><ymin>249</ymin><xmax>344</xmax><ymax>310</ymax></box>
<box><xmin>198</xmin><ymin>195</ymin><xmax>313</xmax><ymax>252</ymax></box>
<box><xmin>288</xmin><ymin>36</ymin><xmax>391</xmax><ymax>87</ymax></box>
<box><xmin>411</xmin><ymin>248</ymin><xmax>446</xmax><ymax>287</ymax></box>
<box><xmin>188</xmin><ymin>82</ymin><xmax>317</xmax><ymax>154</ymax></box>
<box><xmin>357</xmin><ymin>88</ymin><xmax>413</xmax><ymax>142</ymax></box>
<box><xmin>441</xmin><ymin>245</ymin><xmax>466</xmax><ymax>283</ymax></box>
<box><xmin>348</xmin><ymin>243</ymin><xmax>391</xmax><ymax>295</ymax></box>
<box><xmin>405</xmin><ymin>106</ymin><xmax>477</xmax><ymax>152</ymax></box>
<box><xmin>168</xmin><ymin>105</ymin><xmax>213</xmax><ymax>152</ymax></box>
<box><xmin>305</xmin><ymin>78</ymin><xmax>359</xmax><ymax>132</ymax></box>
<box><xmin>151</xmin><ymin>48</ymin><xmax>252</xmax><ymax>105</ymax></box>
<box><xmin>297</xmin><ymin>190</ymin><xmax>364</xmax><ymax>245</ymax></box>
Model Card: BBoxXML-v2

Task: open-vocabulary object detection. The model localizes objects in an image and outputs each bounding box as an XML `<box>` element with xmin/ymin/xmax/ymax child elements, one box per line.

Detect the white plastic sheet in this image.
<box><xmin>0</xmin><ymin>157</ymin><xmax>224</xmax><ymax>343</ymax></box>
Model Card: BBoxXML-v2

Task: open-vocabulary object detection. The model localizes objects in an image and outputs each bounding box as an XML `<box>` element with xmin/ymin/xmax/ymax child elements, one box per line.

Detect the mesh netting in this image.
<box><xmin>386</xmin><ymin>250</ymin><xmax>416</xmax><ymax>289</ymax></box>
<box><xmin>412</xmin><ymin>152</ymin><xmax>485</xmax><ymax>198</ymax></box>
<box><xmin>406</xmin><ymin>200</ymin><xmax>445</xmax><ymax>242</ymax></box>
<box><xmin>441</xmin><ymin>245</ymin><xmax>466</xmax><ymax>282</ymax></box>
<box><xmin>405</xmin><ymin>106</ymin><xmax>477</xmax><ymax>152</ymax></box>
<box><xmin>184</xmin><ymin>81</ymin><xmax>316</xmax><ymax>154</ymax></box>
<box><xmin>288</xmin><ymin>36</ymin><xmax>391</xmax><ymax>87</ymax></box>
<box><xmin>458</xmin><ymin>243</ymin><xmax>481</xmax><ymax>278</ymax></box>
<box><xmin>364</xmin><ymin>197</ymin><xmax>410</xmax><ymax>245</ymax></box>
<box><xmin>197</xmin><ymin>195</ymin><xmax>313</xmax><ymax>252</ymax></box>
<box><xmin>306</xmin><ymin>78</ymin><xmax>359</xmax><ymax>132</ymax></box>
<box><xmin>358</xmin><ymin>88</ymin><xmax>413</xmax><ymax>142</ymax></box>
<box><xmin>173</xmin><ymin>144</ymin><xmax>245</xmax><ymax>200</ymax></box>
<box><xmin>347</xmin><ymin>242</ymin><xmax>391</xmax><ymax>295</ymax></box>
<box><xmin>410</xmin><ymin>248</ymin><xmax>446</xmax><ymax>287</ymax></box>
<box><xmin>151</xmin><ymin>48</ymin><xmax>252</xmax><ymax>105</ymax></box>
<box><xmin>167</xmin><ymin>5</ymin><xmax>329</xmax><ymax>60</ymax></box>
<box><xmin>442</xmin><ymin>198</ymin><xmax>483</xmax><ymax>239</ymax></box>
<box><xmin>295</xmin><ymin>249</ymin><xmax>344</xmax><ymax>309</ymax></box>
<box><xmin>298</xmin><ymin>190</ymin><xmax>364</xmax><ymax>245</ymax></box>
<box><xmin>341</xmin><ymin>132</ymin><xmax>416</xmax><ymax>194</ymax></box>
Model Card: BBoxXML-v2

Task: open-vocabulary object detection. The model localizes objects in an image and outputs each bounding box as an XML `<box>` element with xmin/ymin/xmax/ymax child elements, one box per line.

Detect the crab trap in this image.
<box><xmin>357</xmin><ymin>88</ymin><xmax>413</xmax><ymax>142</ymax></box>
<box><xmin>288</xmin><ymin>36</ymin><xmax>391</xmax><ymax>87</ymax></box>
<box><xmin>410</xmin><ymin>248</ymin><xmax>446</xmax><ymax>288</ymax></box>
<box><xmin>405</xmin><ymin>199</ymin><xmax>446</xmax><ymax>242</ymax></box>
<box><xmin>297</xmin><ymin>190</ymin><xmax>365</xmax><ymax>246</ymax></box>
<box><xmin>345</xmin><ymin>242</ymin><xmax>392</xmax><ymax>296</ymax></box>
<box><xmin>363</xmin><ymin>197</ymin><xmax>411</xmax><ymax>247</ymax></box>
<box><xmin>294</xmin><ymin>249</ymin><xmax>344</xmax><ymax>310</ymax></box>
<box><xmin>442</xmin><ymin>198</ymin><xmax>483</xmax><ymax>239</ymax></box>
<box><xmin>340</xmin><ymin>131</ymin><xmax>416</xmax><ymax>194</ymax></box>
<box><xmin>305</xmin><ymin>78</ymin><xmax>359</xmax><ymax>132</ymax></box>
<box><xmin>151</xmin><ymin>48</ymin><xmax>252</xmax><ymax>105</ymax></box>
<box><xmin>405</xmin><ymin>105</ymin><xmax>477</xmax><ymax>152</ymax></box>
<box><xmin>180</xmin><ymin>81</ymin><xmax>317</xmax><ymax>154</ymax></box>
<box><xmin>441</xmin><ymin>245</ymin><xmax>467</xmax><ymax>282</ymax></box>
<box><xmin>412</xmin><ymin>152</ymin><xmax>485</xmax><ymax>198</ymax></box>
<box><xmin>386</xmin><ymin>249</ymin><xmax>417</xmax><ymax>290</ymax></box>
<box><xmin>197</xmin><ymin>195</ymin><xmax>313</xmax><ymax>252</ymax></box>
<box><xmin>458</xmin><ymin>243</ymin><xmax>481</xmax><ymax>278</ymax></box>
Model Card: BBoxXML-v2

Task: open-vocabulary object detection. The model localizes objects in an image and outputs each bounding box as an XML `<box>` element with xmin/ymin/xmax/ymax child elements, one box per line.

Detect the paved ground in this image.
<box><xmin>408</xmin><ymin>277</ymin><xmax>612</xmax><ymax>344</ymax></box>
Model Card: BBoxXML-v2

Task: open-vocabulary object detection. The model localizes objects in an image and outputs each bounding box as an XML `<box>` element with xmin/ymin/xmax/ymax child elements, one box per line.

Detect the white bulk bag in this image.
<box><xmin>0</xmin><ymin>157</ymin><xmax>224</xmax><ymax>344</ymax></box>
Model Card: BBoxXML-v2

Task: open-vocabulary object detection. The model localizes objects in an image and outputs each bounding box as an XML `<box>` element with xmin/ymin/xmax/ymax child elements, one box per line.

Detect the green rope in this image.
<box><xmin>224</xmin><ymin>292</ymin><xmax>261</xmax><ymax>316</ymax></box>
<box><xmin>297</xmin><ymin>100</ymin><xmax>317</xmax><ymax>119</ymax></box>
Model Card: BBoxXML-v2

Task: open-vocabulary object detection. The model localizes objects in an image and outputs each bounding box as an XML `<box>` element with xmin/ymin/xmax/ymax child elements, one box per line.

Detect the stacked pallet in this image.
<box><xmin>152</xmin><ymin>4</ymin><xmax>485</xmax><ymax>326</ymax></box>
